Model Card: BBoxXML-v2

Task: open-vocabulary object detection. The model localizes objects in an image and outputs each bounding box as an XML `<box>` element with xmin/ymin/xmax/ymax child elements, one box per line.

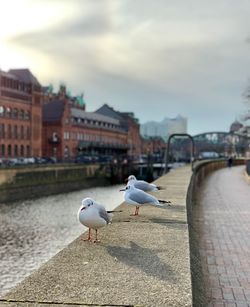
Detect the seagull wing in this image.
<box><xmin>96</xmin><ymin>205</ymin><xmax>112</xmax><ymax>224</ymax></box>
<box><xmin>129</xmin><ymin>189</ymin><xmax>159</xmax><ymax>205</ymax></box>
<box><xmin>135</xmin><ymin>180</ymin><xmax>151</xmax><ymax>191</ymax></box>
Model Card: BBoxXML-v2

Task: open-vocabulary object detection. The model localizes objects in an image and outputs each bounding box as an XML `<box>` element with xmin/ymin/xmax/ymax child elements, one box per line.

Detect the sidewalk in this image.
<box><xmin>194</xmin><ymin>166</ymin><xmax>250</xmax><ymax>307</ymax></box>
<box><xmin>0</xmin><ymin>166</ymin><xmax>192</xmax><ymax>307</ymax></box>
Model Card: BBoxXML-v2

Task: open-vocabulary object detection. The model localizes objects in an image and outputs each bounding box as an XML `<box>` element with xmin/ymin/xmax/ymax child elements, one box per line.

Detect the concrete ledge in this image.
<box><xmin>1</xmin><ymin>166</ymin><xmax>193</xmax><ymax>307</ymax></box>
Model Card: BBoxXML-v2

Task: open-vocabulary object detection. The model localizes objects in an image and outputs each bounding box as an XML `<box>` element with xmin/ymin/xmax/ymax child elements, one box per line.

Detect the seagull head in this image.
<box><xmin>81</xmin><ymin>197</ymin><xmax>94</xmax><ymax>211</ymax></box>
<box><xmin>119</xmin><ymin>185</ymin><xmax>132</xmax><ymax>192</ymax></box>
<box><xmin>125</xmin><ymin>174</ymin><xmax>136</xmax><ymax>183</ymax></box>
<box><xmin>128</xmin><ymin>175</ymin><xmax>136</xmax><ymax>181</ymax></box>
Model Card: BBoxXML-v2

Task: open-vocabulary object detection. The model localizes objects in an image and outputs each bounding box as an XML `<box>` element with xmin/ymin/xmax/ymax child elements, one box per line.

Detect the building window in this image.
<box><xmin>26</xmin><ymin>127</ymin><xmax>30</xmax><ymax>139</ymax></box>
<box><xmin>1</xmin><ymin>144</ymin><xmax>5</xmax><ymax>156</ymax></box>
<box><xmin>0</xmin><ymin>124</ymin><xmax>5</xmax><ymax>138</ymax></box>
<box><xmin>20</xmin><ymin>145</ymin><xmax>24</xmax><ymax>156</ymax></box>
<box><xmin>6</xmin><ymin>107</ymin><xmax>11</xmax><ymax>118</ymax></box>
<box><xmin>19</xmin><ymin>110</ymin><xmax>24</xmax><ymax>120</ymax></box>
<box><xmin>26</xmin><ymin>145</ymin><xmax>30</xmax><ymax>157</ymax></box>
<box><xmin>64</xmin><ymin>146</ymin><xmax>69</xmax><ymax>158</ymax></box>
<box><xmin>14</xmin><ymin>125</ymin><xmax>18</xmax><ymax>139</ymax></box>
<box><xmin>8</xmin><ymin>124</ymin><xmax>11</xmax><ymax>139</ymax></box>
<box><xmin>13</xmin><ymin>108</ymin><xmax>18</xmax><ymax>119</ymax></box>
<box><xmin>20</xmin><ymin>126</ymin><xmax>24</xmax><ymax>139</ymax></box>
<box><xmin>8</xmin><ymin>144</ymin><xmax>11</xmax><ymax>156</ymax></box>
<box><xmin>24</xmin><ymin>111</ymin><xmax>30</xmax><ymax>120</ymax></box>
<box><xmin>14</xmin><ymin>145</ymin><xmax>18</xmax><ymax>157</ymax></box>
<box><xmin>0</xmin><ymin>106</ymin><xmax>5</xmax><ymax>117</ymax></box>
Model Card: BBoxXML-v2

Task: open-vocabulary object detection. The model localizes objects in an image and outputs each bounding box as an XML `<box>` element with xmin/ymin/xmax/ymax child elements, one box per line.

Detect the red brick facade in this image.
<box><xmin>42</xmin><ymin>87</ymin><xmax>128</xmax><ymax>161</ymax></box>
<box><xmin>0</xmin><ymin>69</ymin><xmax>166</xmax><ymax>162</ymax></box>
<box><xmin>0</xmin><ymin>69</ymin><xmax>42</xmax><ymax>158</ymax></box>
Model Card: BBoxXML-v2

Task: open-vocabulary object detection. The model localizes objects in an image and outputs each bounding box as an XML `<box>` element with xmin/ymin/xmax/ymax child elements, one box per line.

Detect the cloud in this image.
<box><xmin>3</xmin><ymin>0</ymin><xmax>250</xmax><ymax>134</ymax></box>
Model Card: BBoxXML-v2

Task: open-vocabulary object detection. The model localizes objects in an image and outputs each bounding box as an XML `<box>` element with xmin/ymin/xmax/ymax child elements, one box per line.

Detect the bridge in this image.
<box><xmin>1</xmin><ymin>158</ymin><xmax>250</xmax><ymax>306</ymax></box>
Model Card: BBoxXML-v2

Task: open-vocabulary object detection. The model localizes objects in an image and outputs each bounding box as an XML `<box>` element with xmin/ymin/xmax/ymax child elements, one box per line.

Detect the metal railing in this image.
<box><xmin>164</xmin><ymin>133</ymin><xmax>195</xmax><ymax>173</ymax></box>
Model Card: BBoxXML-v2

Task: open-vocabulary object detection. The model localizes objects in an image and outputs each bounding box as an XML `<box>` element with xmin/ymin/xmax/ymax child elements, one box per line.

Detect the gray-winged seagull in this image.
<box><xmin>120</xmin><ymin>185</ymin><xmax>171</xmax><ymax>216</ymax></box>
<box><xmin>78</xmin><ymin>197</ymin><xmax>112</xmax><ymax>242</ymax></box>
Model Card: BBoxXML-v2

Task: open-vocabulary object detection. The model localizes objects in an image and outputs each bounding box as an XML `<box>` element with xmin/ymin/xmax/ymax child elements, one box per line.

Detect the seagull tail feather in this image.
<box><xmin>158</xmin><ymin>199</ymin><xmax>171</xmax><ymax>206</ymax></box>
<box><xmin>156</xmin><ymin>186</ymin><xmax>165</xmax><ymax>190</ymax></box>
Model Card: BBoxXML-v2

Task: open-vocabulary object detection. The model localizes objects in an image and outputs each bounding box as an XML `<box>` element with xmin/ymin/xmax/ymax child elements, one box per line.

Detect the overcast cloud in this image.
<box><xmin>2</xmin><ymin>0</ymin><xmax>250</xmax><ymax>134</ymax></box>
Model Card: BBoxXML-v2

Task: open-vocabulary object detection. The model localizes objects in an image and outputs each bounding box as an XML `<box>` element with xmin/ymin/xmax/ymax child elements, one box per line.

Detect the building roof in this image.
<box><xmin>95</xmin><ymin>104</ymin><xmax>124</xmax><ymax>121</ymax></box>
<box><xmin>71</xmin><ymin>108</ymin><xmax>120</xmax><ymax>125</ymax></box>
<box><xmin>95</xmin><ymin>103</ymin><xmax>140</xmax><ymax>129</ymax></box>
<box><xmin>42</xmin><ymin>100</ymin><xmax>124</xmax><ymax>127</ymax></box>
<box><xmin>8</xmin><ymin>69</ymin><xmax>40</xmax><ymax>86</ymax></box>
<box><xmin>42</xmin><ymin>100</ymin><xmax>65</xmax><ymax>122</ymax></box>
<box><xmin>0</xmin><ymin>70</ymin><xmax>19</xmax><ymax>80</ymax></box>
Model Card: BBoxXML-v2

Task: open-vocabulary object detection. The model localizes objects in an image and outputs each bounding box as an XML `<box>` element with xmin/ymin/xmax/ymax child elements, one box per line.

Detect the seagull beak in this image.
<box><xmin>81</xmin><ymin>207</ymin><xmax>86</xmax><ymax>211</ymax></box>
<box><xmin>119</xmin><ymin>188</ymin><xmax>126</xmax><ymax>192</ymax></box>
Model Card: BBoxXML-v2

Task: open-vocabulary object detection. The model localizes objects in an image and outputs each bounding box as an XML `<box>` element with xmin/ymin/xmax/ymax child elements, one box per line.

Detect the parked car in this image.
<box><xmin>75</xmin><ymin>155</ymin><xmax>93</xmax><ymax>164</ymax></box>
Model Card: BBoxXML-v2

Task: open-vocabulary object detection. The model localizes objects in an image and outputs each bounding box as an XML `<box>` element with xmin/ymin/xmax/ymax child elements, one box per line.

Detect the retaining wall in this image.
<box><xmin>0</xmin><ymin>164</ymin><xmax>109</xmax><ymax>203</ymax></box>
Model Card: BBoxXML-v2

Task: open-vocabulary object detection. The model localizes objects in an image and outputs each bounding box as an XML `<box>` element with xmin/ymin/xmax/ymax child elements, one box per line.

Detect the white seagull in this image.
<box><xmin>126</xmin><ymin>175</ymin><xmax>163</xmax><ymax>192</ymax></box>
<box><xmin>120</xmin><ymin>184</ymin><xmax>171</xmax><ymax>216</ymax></box>
<box><xmin>78</xmin><ymin>197</ymin><xmax>112</xmax><ymax>242</ymax></box>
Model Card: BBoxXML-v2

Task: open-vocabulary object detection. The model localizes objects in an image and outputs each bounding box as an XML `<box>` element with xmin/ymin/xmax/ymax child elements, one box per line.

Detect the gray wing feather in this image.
<box><xmin>130</xmin><ymin>189</ymin><xmax>157</xmax><ymax>204</ymax></box>
<box><xmin>135</xmin><ymin>180</ymin><xmax>151</xmax><ymax>191</ymax></box>
<box><xmin>97</xmin><ymin>205</ymin><xmax>111</xmax><ymax>224</ymax></box>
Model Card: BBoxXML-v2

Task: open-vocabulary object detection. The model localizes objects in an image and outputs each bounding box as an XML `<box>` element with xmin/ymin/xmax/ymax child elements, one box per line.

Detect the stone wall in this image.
<box><xmin>0</xmin><ymin>164</ymin><xmax>109</xmax><ymax>203</ymax></box>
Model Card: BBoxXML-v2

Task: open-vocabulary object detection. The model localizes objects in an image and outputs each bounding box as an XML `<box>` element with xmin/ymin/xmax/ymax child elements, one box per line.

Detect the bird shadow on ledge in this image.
<box><xmin>106</xmin><ymin>241</ymin><xmax>177</xmax><ymax>282</ymax></box>
<box><xmin>149</xmin><ymin>218</ymin><xmax>187</xmax><ymax>229</ymax></box>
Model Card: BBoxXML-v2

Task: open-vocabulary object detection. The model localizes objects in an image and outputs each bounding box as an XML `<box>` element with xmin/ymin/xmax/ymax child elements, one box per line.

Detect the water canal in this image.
<box><xmin>0</xmin><ymin>184</ymin><xmax>124</xmax><ymax>296</ymax></box>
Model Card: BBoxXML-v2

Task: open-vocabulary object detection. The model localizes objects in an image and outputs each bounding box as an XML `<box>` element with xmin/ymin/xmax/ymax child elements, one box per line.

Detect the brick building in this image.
<box><xmin>42</xmin><ymin>86</ymin><xmax>128</xmax><ymax>161</ymax></box>
<box><xmin>0</xmin><ymin>69</ymin><xmax>43</xmax><ymax>159</ymax></box>
<box><xmin>95</xmin><ymin>104</ymin><xmax>142</xmax><ymax>158</ymax></box>
<box><xmin>141</xmin><ymin>136</ymin><xmax>166</xmax><ymax>155</ymax></box>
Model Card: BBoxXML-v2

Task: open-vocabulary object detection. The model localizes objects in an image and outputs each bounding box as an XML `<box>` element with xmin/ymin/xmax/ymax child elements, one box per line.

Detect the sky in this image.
<box><xmin>1</xmin><ymin>0</ymin><xmax>250</xmax><ymax>135</ymax></box>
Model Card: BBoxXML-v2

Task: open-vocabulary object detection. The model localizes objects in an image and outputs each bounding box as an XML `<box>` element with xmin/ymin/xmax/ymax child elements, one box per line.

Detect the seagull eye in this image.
<box><xmin>88</xmin><ymin>204</ymin><xmax>91</xmax><ymax>207</ymax></box>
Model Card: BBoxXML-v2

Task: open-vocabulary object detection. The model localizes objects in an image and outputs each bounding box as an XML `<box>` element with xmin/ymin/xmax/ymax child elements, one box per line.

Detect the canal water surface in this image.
<box><xmin>0</xmin><ymin>184</ymin><xmax>124</xmax><ymax>296</ymax></box>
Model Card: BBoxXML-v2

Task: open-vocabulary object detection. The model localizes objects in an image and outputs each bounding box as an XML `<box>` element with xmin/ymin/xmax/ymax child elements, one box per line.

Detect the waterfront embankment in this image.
<box><xmin>0</xmin><ymin>164</ymin><xmax>109</xmax><ymax>203</ymax></box>
<box><xmin>0</xmin><ymin>159</ymin><xmax>247</xmax><ymax>307</ymax></box>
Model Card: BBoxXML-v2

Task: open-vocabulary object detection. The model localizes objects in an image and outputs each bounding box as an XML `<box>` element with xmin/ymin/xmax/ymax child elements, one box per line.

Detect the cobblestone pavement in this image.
<box><xmin>196</xmin><ymin>166</ymin><xmax>250</xmax><ymax>307</ymax></box>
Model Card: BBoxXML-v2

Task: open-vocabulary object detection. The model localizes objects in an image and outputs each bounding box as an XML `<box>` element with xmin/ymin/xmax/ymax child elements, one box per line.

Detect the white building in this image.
<box><xmin>140</xmin><ymin>115</ymin><xmax>188</xmax><ymax>141</ymax></box>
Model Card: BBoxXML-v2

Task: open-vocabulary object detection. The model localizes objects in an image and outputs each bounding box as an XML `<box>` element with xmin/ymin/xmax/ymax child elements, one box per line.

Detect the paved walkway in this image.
<box><xmin>195</xmin><ymin>166</ymin><xmax>250</xmax><ymax>307</ymax></box>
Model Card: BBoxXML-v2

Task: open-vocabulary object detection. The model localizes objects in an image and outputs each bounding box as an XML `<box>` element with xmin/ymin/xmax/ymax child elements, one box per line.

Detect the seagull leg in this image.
<box><xmin>83</xmin><ymin>228</ymin><xmax>92</xmax><ymax>241</ymax></box>
<box><xmin>130</xmin><ymin>206</ymin><xmax>140</xmax><ymax>216</ymax></box>
<box><xmin>135</xmin><ymin>206</ymin><xmax>140</xmax><ymax>215</ymax></box>
<box><xmin>94</xmin><ymin>229</ymin><xmax>100</xmax><ymax>243</ymax></box>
